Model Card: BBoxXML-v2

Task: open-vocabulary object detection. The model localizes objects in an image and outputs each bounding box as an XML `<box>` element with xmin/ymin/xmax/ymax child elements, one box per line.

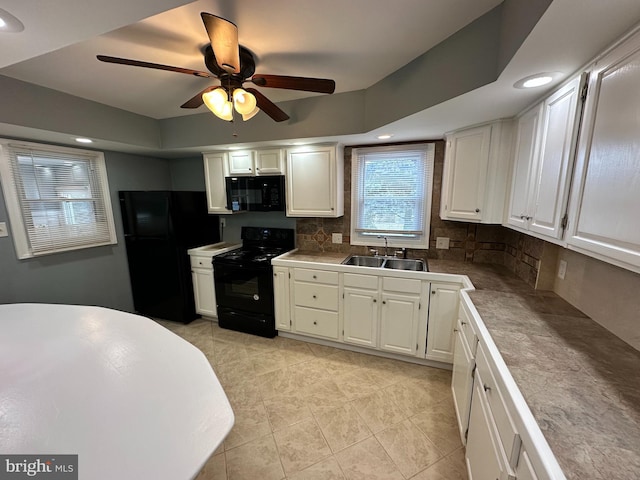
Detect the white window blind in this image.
<box><xmin>0</xmin><ymin>140</ymin><xmax>117</xmax><ymax>258</ymax></box>
<box><xmin>351</xmin><ymin>143</ymin><xmax>434</xmax><ymax>248</ymax></box>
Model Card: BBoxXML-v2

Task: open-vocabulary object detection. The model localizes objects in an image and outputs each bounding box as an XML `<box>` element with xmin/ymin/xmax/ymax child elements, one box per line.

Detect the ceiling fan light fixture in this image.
<box><xmin>242</xmin><ymin>106</ymin><xmax>260</xmax><ymax>121</ymax></box>
<box><xmin>202</xmin><ymin>87</ymin><xmax>233</xmax><ymax>120</ymax></box>
<box><xmin>233</xmin><ymin>88</ymin><xmax>257</xmax><ymax>115</ymax></box>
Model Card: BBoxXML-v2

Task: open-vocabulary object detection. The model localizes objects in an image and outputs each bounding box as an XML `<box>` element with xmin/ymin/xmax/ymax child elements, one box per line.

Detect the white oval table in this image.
<box><xmin>0</xmin><ymin>303</ymin><xmax>234</xmax><ymax>480</ymax></box>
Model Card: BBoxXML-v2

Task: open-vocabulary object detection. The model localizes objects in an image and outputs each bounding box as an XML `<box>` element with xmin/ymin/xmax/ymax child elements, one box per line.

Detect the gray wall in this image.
<box><xmin>0</xmin><ymin>150</ymin><xmax>172</xmax><ymax>312</ymax></box>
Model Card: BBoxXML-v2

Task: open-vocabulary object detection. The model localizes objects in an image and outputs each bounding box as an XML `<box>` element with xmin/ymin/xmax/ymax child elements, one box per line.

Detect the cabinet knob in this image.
<box><xmin>382</xmin><ymin>300</ymin><xmax>386</xmax><ymax>305</ymax></box>
<box><xmin>274</xmin><ymin>273</ymin><xmax>277</xmax><ymax>277</ymax></box>
<box><xmin>484</xmin><ymin>384</ymin><xmax>491</xmax><ymax>392</ymax></box>
<box><xmin>312</xmin><ymin>295</ymin><xmax>317</xmax><ymax>299</ymax></box>
<box><xmin>373</xmin><ymin>298</ymin><xmax>377</xmax><ymax>303</ymax></box>
<box><xmin>453</xmin><ymin>328</ymin><xmax>459</xmax><ymax>332</ymax></box>
<box><xmin>313</xmin><ymin>275</ymin><xmax>317</xmax><ymax>279</ymax></box>
<box><xmin>313</xmin><ymin>321</ymin><xmax>317</xmax><ymax>325</ymax></box>
<box><xmin>461</xmin><ymin>321</ymin><xmax>467</xmax><ymax>326</ymax></box>
<box><xmin>431</xmin><ymin>290</ymin><xmax>436</xmax><ymax>295</ymax></box>
<box><xmin>526</xmin><ymin>216</ymin><xmax>532</xmax><ymax>220</ymax></box>
<box><xmin>248</xmin><ymin>168</ymin><xmax>252</xmax><ymax>171</ymax></box>
<box><xmin>475</xmin><ymin>208</ymin><xmax>480</xmax><ymax>213</ymax></box>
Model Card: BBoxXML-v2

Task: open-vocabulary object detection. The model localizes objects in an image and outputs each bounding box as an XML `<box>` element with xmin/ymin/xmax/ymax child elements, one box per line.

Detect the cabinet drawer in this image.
<box><xmin>459</xmin><ymin>303</ymin><xmax>478</xmax><ymax>356</ymax></box>
<box><xmin>294</xmin><ymin>268</ymin><xmax>338</xmax><ymax>284</ymax></box>
<box><xmin>344</xmin><ymin>273</ymin><xmax>378</xmax><ymax>289</ymax></box>
<box><xmin>190</xmin><ymin>256</ymin><xmax>212</xmax><ymax>269</ymax></box>
<box><xmin>293</xmin><ymin>282</ymin><xmax>339</xmax><ymax>310</ymax></box>
<box><xmin>294</xmin><ymin>306</ymin><xmax>339</xmax><ymax>339</ymax></box>
<box><xmin>476</xmin><ymin>346</ymin><xmax>520</xmax><ymax>465</ymax></box>
<box><xmin>382</xmin><ymin>276</ymin><xmax>421</xmax><ymax>294</ymax></box>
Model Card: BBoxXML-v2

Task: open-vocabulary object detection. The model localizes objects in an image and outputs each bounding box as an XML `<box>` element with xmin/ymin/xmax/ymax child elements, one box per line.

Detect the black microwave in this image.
<box><xmin>225</xmin><ymin>175</ymin><xmax>286</xmax><ymax>212</ymax></box>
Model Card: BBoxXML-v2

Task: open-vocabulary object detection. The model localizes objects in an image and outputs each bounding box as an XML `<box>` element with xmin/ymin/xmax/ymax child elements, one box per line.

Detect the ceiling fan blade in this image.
<box><xmin>97</xmin><ymin>55</ymin><xmax>213</xmax><ymax>78</ymax></box>
<box><xmin>245</xmin><ymin>88</ymin><xmax>289</xmax><ymax>122</ymax></box>
<box><xmin>181</xmin><ymin>86</ymin><xmax>217</xmax><ymax>109</ymax></box>
<box><xmin>251</xmin><ymin>74</ymin><xmax>335</xmax><ymax>94</ymax></box>
<box><xmin>200</xmin><ymin>13</ymin><xmax>240</xmax><ymax>74</ymax></box>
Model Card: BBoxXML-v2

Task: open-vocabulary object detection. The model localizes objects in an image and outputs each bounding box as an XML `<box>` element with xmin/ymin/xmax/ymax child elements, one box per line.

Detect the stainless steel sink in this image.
<box><xmin>342</xmin><ymin>255</ymin><xmax>427</xmax><ymax>271</ymax></box>
<box><xmin>383</xmin><ymin>258</ymin><xmax>428</xmax><ymax>271</ymax></box>
<box><xmin>342</xmin><ymin>255</ymin><xmax>385</xmax><ymax>267</ymax></box>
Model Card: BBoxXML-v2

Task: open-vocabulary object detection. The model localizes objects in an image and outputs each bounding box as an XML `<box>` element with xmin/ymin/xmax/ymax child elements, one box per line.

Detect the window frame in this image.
<box><xmin>350</xmin><ymin>143</ymin><xmax>435</xmax><ymax>250</ymax></box>
<box><xmin>0</xmin><ymin>139</ymin><xmax>117</xmax><ymax>259</ymax></box>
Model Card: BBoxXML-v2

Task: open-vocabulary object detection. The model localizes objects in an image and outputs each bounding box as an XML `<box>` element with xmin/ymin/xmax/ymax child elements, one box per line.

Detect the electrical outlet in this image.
<box><xmin>557</xmin><ymin>259</ymin><xmax>567</xmax><ymax>280</ymax></box>
<box><xmin>436</xmin><ymin>237</ymin><xmax>450</xmax><ymax>249</ymax></box>
<box><xmin>0</xmin><ymin>222</ymin><xmax>8</xmax><ymax>238</ymax></box>
<box><xmin>332</xmin><ymin>233</ymin><xmax>343</xmax><ymax>244</ymax></box>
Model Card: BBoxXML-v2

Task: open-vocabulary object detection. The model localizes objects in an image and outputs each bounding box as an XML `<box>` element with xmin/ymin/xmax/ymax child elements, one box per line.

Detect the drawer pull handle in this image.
<box><xmin>461</xmin><ymin>321</ymin><xmax>467</xmax><ymax>326</ymax></box>
<box><xmin>313</xmin><ymin>321</ymin><xmax>317</xmax><ymax>325</ymax></box>
<box><xmin>382</xmin><ymin>300</ymin><xmax>386</xmax><ymax>305</ymax></box>
<box><xmin>313</xmin><ymin>295</ymin><xmax>317</xmax><ymax>299</ymax></box>
<box><xmin>373</xmin><ymin>299</ymin><xmax>377</xmax><ymax>303</ymax></box>
<box><xmin>484</xmin><ymin>384</ymin><xmax>491</xmax><ymax>392</ymax></box>
<box><xmin>453</xmin><ymin>328</ymin><xmax>458</xmax><ymax>332</ymax></box>
<box><xmin>313</xmin><ymin>275</ymin><xmax>317</xmax><ymax>279</ymax></box>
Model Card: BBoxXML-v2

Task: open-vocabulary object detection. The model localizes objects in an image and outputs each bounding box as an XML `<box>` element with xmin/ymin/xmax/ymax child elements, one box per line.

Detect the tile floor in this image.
<box><xmin>156</xmin><ymin>318</ymin><xmax>468</xmax><ymax>480</ymax></box>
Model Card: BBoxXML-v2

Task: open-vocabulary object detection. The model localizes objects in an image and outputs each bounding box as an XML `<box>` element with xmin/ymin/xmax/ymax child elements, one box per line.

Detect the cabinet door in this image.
<box><xmin>507</xmin><ymin>105</ymin><xmax>541</xmax><ymax>229</ymax></box>
<box><xmin>255</xmin><ymin>149</ymin><xmax>284</xmax><ymax>175</ymax></box>
<box><xmin>379</xmin><ymin>292</ymin><xmax>420</xmax><ymax>355</ymax></box>
<box><xmin>273</xmin><ymin>267</ymin><xmax>291</xmax><ymax>331</ymax></box>
<box><xmin>192</xmin><ymin>268</ymin><xmax>216</xmax><ymax>317</ymax></box>
<box><xmin>528</xmin><ymin>76</ymin><xmax>582</xmax><ymax>239</ymax></box>
<box><xmin>515</xmin><ymin>449</ymin><xmax>539</xmax><ymax>480</ymax></box>
<box><xmin>425</xmin><ymin>283</ymin><xmax>460</xmax><ymax>363</ymax></box>
<box><xmin>286</xmin><ymin>146</ymin><xmax>340</xmax><ymax>217</ymax></box>
<box><xmin>343</xmin><ymin>287</ymin><xmax>379</xmax><ymax>348</ymax></box>
<box><xmin>442</xmin><ymin>125</ymin><xmax>491</xmax><ymax>221</ymax></box>
<box><xmin>466</xmin><ymin>376</ymin><xmax>512</xmax><ymax>480</ymax></box>
<box><xmin>567</xmin><ymin>32</ymin><xmax>640</xmax><ymax>271</ymax></box>
<box><xmin>203</xmin><ymin>153</ymin><xmax>232</xmax><ymax>214</ymax></box>
<box><xmin>228</xmin><ymin>150</ymin><xmax>255</xmax><ymax>175</ymax></box>
<box><xmin>451</xmin><ymin>326</ymin><xmax>474</xmax><ymax>445</ymax></box>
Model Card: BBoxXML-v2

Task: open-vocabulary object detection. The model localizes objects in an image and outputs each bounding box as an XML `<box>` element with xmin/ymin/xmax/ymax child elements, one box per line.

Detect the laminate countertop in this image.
<box><xmin>278</xmin><ymin>252</ymin><xmax>640</xmax><ymax>479</ymax></box>
<box><xmin>429</xmin><ymin>259</ymin><xmax>640</xmax><ymax>480</ymax></box>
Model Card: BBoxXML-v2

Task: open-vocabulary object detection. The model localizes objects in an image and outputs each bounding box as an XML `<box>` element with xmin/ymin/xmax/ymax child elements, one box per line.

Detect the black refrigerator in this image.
<box><xmin>119</xmin><ymin>191</ymin><xmax>220</xmax><ymax>323</ymax></box>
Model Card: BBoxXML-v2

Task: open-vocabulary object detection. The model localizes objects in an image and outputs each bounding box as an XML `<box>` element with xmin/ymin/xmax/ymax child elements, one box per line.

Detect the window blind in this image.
<box><xmin>352</xmin><ymin>144</ymin><xmax>432</xmax><ymax>238</ymax></box>
<box><xmin>4</xmin><ymin>143</ymin><xmax>116</xmax><ymax>257</ymax></box>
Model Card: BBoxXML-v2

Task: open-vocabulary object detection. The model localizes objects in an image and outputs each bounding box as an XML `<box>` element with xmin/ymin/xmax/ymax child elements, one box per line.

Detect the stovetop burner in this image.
<box><xmin>213</xmin><ymin>227</ymin><xmax>295</xmax><ymax>268</ymax></box>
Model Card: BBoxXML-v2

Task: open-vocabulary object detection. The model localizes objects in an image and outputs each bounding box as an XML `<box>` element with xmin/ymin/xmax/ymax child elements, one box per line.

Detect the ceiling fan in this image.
<box><xmin>97</xmin><ymin>13</ymin><xmax>336</xmax><ymax>122</ymax></box>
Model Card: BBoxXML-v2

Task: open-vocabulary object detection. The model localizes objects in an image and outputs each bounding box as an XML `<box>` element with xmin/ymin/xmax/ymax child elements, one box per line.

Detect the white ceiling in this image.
<box><xmin>2</xmin><ymin>0</ymin><xmax>640</xmax><ymax>152</ymax></box>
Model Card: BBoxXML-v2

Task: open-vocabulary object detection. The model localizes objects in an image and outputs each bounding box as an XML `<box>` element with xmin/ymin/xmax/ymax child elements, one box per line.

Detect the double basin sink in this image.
<box><xmin>342</xmin><ymin>255</ymin><xmax>428</xmax><ymax>271</ymax></box>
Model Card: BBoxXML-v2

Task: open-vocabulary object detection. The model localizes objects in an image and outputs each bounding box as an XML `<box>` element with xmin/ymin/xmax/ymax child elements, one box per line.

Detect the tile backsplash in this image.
<box><xmin>295</xmin><ymin>141</ymin><xmax>545</xmax><ymax>288</ymax></box>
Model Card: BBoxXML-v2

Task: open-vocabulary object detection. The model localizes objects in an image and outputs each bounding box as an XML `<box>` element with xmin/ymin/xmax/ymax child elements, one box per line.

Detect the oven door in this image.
<box><xmin>213</xmin><ymin>262</ymin><xmax>274</xmax><ymax>315</ymax></box>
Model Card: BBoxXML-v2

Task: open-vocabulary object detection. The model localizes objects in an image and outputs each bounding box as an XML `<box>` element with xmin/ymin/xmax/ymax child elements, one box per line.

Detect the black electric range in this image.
<box><xmin>212</xmin><ymin>227</ymin><xmax>295</xmax><ymax>337</ymax></box>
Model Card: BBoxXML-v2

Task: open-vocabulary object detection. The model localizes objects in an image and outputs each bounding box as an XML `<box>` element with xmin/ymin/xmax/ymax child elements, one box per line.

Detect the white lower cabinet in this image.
<box><xmin>451</xmin><ymin>321</ymin><xmax>475</xmax><ymax>445</ymax></box>
<box><xmin>273</xmin><ymin>266</ymin><xmax>291</xmax><ymax>331</ymax></box>
<box><xmin>515</xmin><ymin>448</ymin><xmax>539</xmax><ymax>480</ymax></box>
<box><xmin>379</xmin><ymin>291</ymin><xmax>421</xmax><ymax>356</ymax></box>
<box><xmin>190</xmin><ymin>255</ymin><xmax>217</xmax><ymax>318</ymax></box>
<box><xmin>425</xmin><ymin>282</ymin><xmax>460</xmax><ymax>362</ymax></box>
<box><xmin>343</xmin><ymin>273</ymin><xmax>380</xmax><ymax>348</ymax></box>
<box><xmin>291</xmin><ymin>268</ymin><xmax>340</xmax><ymax>340</ymax></box>
<box><xmin>466</xmin><ymin>374</ymin><xmax>515</xmax><ymax>480</ymax></box>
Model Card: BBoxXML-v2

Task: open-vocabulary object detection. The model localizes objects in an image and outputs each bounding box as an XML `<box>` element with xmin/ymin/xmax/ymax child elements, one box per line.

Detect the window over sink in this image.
<box><xmin>350</xmin><ymin>143</ymin><xmax>434</xmax><ymax>249</ymax></box>
<box><xmin>0</xmin><ymin>139</ymin><xmax>117</xmax><ymax>259</ymax></box>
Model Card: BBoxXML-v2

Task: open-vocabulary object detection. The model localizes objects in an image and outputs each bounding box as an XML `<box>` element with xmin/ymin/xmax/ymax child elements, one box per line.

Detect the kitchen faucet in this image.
<box><xmin>378</xmin><ymin>235</ymin><xmax>388</xmax><ymax>256</ymax></box>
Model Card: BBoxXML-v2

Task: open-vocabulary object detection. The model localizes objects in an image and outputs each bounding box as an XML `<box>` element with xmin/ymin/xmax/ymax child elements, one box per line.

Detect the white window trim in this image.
<box><xmin>350</xmin><ymin>143</ymin><xmax>435</xmax><ymax>250</ymax></box>
<box><xmin>0</xmin><ymin>139</ymin><xmax>117</xmax><ymax>259</ymax></box>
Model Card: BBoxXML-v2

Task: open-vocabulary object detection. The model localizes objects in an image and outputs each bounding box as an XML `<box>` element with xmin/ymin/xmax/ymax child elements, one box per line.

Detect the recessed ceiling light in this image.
<box><xmin>0</xmin><ymin>8</ymin><xmax>25</xmax><ymax>33</ymax></box>
<box><xmin>514</xmin><ymin>73</ymin><xmax>556</xmax><ymax>89</ymax></box>
<box><xmin>377</xmin><ymin>134</ymin><xmax>393</xmax><ymax>140</ymax></box>
<box><xmin>75</xmin><ymin>138</ymin><xmax>93</xmax><ymax>144</ymax></box>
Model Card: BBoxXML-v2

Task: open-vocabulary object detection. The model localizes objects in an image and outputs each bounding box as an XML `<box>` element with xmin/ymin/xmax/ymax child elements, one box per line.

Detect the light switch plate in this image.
<box><xmin>0</xmin><ymin>222</ymin><xmax>8</xmax><ymax>238</ymax></box>
<box><xmin>436</xmin><ymin>237</ymin><xmax>450</xmax><ymax>249</ymax></box>
<box><xmin>332</xmin><ymin>233</ymin><xmax>343</xmax><ymax>244</ymax></box>
<box><xmin>557</xmin><ymin>260</ymin><xmax>567</xmax><ymax>279</ymax></box>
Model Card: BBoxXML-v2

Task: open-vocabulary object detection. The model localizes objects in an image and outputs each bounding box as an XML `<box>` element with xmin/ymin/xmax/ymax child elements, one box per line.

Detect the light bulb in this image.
<box><xmin>233</xmin><ymin>88</ymin><xmax>258</xmax><ymax>115</ymax></box>
<box><xmin>202</xmin><ymin>88</ymin><xmax>233</xmax><ymax>121</ymax></box>
<box><xmin>242</xmin><ymin>106</ymin><xmax>260</xmax><ymax>121</ymax></box>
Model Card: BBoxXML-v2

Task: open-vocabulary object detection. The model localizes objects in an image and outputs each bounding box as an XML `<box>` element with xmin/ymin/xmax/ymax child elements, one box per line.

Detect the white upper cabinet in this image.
<box><xmin>506</xmin><ymin>75</ymin><xmax>583</xmax><ymax>241</ymax></box>
<box><xmin>567</xmin><ymin>30</ymin><xmax>640</xmax><ymax>273</ymax></box>
<box><xmin>228</xmin><ymin>148</ymin><xmax>285</xmax><ymax>176</ymax></box>
<box><xmin>441</xmin><ymin>120</ymin><xmax>513</xmax><ymax>224</ymax></box>
<box><xmin>286</xmin><ymin>145</ymin><xmax>344</xmax><ymax>217</ymax></box>
<box><xmin>507</xmin><ymin>105</ymin><xmax>542</xmax><ymax>230</ymax></box>
<box><xmin>203</xmin><ymin>152</ymin><xmax>232</xmax><ymax>214</ymax></box>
